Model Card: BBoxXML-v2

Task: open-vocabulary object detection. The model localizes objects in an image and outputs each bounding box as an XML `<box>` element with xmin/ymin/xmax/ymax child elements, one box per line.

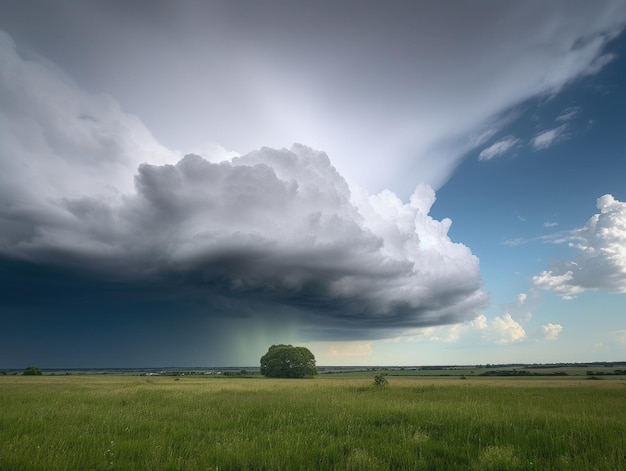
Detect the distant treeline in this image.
<box><xmin>480</xmin><ymin>369</ymin><xmax>626</xmax><ymax>377</ymax></box>
<box><xmin>586</xmin><ymin>370</ymin><xmax>626</xmax><ymax>376</ymax></box>
<box><xmin>481</xmin><ymin>361</ymin><xmax>626</xmax><ymax>369</ymax></box>
<box><xmin>525</xmin><ymin>362</ymin><xmax>626</xmax><ymax>369</ymax></box>
<box><xmin>479</xmin><ymin>370</ymin><xmax>569</xmax><ymax>377</ymax></box>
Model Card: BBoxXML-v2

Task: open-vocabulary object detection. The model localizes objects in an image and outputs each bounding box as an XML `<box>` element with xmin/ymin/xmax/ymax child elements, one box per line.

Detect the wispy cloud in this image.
<box><xmin>584</xmin><ymin>52</ymin><xmax>618</xmax><ymax>75</ymax></box>
<box><xmin>502</xmin><ymin>237</ymin><xmax>525</xmax><ymax>247</ymax></box>
<box><xmin>543</xmin><ymin>221</ymin><xmax>559</xmax><ymax>228</ymax></box>
<box><xmin>470</xmin><ymin>128</ymin><xmax>499</xmax><ymax>147</ymax></box>
<box><xmin>530</xmin><ymin>124</ymin><xmax>568</xmax><ymax>150</ymax></box>
<box><xmin>502</xmin><ymin>228</ymin><xmax>576</xmax><ymax>247</ymax></box>
<box><xmin>478</xmin><ymin>136</ymin><xmax>520</xmax><ymax>161</ymax></box>
<box><xmin>556</xmin><ymin>106</ymin><xmax>582</xmax><ymax>122</ymax></box>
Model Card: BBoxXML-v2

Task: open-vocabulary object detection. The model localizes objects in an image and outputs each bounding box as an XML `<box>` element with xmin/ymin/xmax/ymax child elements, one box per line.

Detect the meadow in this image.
<box><xmin>1</xmin><ymin>374</ymin><xmax>625</xmax><ymax>470</ymax></box>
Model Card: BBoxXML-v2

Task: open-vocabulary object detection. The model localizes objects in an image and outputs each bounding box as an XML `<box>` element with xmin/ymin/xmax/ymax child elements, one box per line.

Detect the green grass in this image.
<box><xmin>1</xmin><ymin>375</ymin><xmax>625</xmax><ymax>470</ymax></box>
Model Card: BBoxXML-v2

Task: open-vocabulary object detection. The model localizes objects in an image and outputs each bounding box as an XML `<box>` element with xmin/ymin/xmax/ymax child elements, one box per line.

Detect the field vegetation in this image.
<box><xmin>1</xmin><ymin>374</ymin><xmax>625</xmax><ymax>470</ymax></box>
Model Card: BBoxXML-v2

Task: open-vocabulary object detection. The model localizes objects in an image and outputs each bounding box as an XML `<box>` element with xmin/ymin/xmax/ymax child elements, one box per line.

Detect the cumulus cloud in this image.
<box><xmin>0</xmin><ymin>30</ymin><xmax>487</xmax><ymax>340</ymax></box>
<box><xmin>541</xmin><ymin>323</ymin><xmax>563</xmax><ymax>340</ymax></box>
<box><xmin>405</xmin><ymin>312</ymin><xmax>526</xmax><ymax>345</ymax></box>
<box><xmin>532</xmin><ymin>271</ymin><xmax>584</xmax><ymax>300</ymax></box>
<box><xmin>384</xmin><ymin>285</ymin><xmax>569</xmax><ymax>346</ymax></box>
<box><xmin>530</xmin><ymin>124</ymin><xmax>568</xmax><ymax>150</ymax></box>
<box><xmin>532</xmin><ymin>194</ymin><xmax>626</xmax><ymax>298</ymax></box>
<box><xmin>478</xmin><ymin>136</ymin><xmax>520</xmax><ymax>161</ymax></box>
<box><xmin>488</xmin><ymin>313</ymin><xmax>527</xmax><ymax>345</ymax></box>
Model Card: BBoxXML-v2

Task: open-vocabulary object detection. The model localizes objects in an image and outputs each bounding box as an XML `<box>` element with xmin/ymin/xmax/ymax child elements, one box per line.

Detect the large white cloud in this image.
<box><xmin>533</xmin><ymin>194</ymin><xmax>626</xmax><ymax>298</ymax></box>
<box><xmin>0</xmin><ymin>29</ymin><xmax>487</xmax><ymax>338</ymax></box>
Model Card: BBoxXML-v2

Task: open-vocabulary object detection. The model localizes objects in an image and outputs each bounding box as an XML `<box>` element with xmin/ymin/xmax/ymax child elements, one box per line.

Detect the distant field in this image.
<box><xmin>1</xmin><ymin>375</ymin><xmax>625</xmax><ymax>470</ymax></box>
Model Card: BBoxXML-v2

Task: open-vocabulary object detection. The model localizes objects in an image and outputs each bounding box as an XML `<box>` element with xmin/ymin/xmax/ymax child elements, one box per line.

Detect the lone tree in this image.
<box><xmin>23</xmin><ymin>366</ymin><xmax>42</xmax><ymax>376</ymax></box>
<box><xmin>260</xmin><ymin>344</ymin><xmax>317</xmax><ymax>378</ymax></box>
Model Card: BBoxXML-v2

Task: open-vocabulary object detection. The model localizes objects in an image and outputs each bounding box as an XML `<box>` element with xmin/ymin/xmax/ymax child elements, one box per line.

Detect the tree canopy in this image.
<box><xmin>260</xmin><ymin>344</ymin><xmax>317</xmax><ymax>378</ymax></box>
<box><xmin>23</xmin><ymin>366</ymin><xmax>42</xmax><ymax>376</ymax></box>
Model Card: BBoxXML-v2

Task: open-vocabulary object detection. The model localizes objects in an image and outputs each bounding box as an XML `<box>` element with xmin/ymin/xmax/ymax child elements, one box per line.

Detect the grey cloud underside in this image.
<box><xmin>175</xmin><ymin>250</ymin><xmax>485</xmax><ymax>328</ymax></box>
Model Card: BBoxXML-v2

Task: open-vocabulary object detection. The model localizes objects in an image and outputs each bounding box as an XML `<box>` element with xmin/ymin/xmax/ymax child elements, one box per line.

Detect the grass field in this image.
<box><xmin>1</xmin><ymin>375</ymin><xmax>625</xmax><ymax>470</ymax></box>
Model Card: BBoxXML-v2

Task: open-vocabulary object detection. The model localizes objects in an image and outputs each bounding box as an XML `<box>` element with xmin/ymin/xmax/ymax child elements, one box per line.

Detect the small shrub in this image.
<box><xmin>373</xmin><ymin>374</ymin><xmax>388</xmax><ymax>387</ymax></box>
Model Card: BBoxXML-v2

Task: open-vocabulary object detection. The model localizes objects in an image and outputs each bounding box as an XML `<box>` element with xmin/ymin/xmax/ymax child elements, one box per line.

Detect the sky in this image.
<box><xmin>1</xmin><ymin>1</ymin><xmax>625</xmax><ymax>368</ymax></box>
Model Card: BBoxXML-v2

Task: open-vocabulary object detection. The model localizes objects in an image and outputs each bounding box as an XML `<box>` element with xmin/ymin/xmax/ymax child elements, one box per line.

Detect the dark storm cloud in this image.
<box><xmin>0</xmin><ymin>26</ymin><xmax>486</xmax><ymax>338</ymax></box>
<box><xmin>1</xmin><ymin>143</ymin><xmax>487</xmax><ymax>337</ymax></box>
